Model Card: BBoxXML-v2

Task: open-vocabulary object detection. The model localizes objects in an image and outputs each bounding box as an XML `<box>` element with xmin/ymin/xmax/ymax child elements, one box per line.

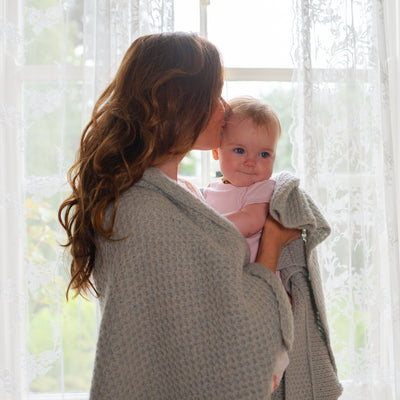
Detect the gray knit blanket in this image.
<box><xmin>270</xmin><ymin>172</ymin><xmax>343</xmax><ymax>400</ymax></box>
<box><xmin>90</xmin><ymin>167</ymin><xmax>294</xmax><ymax>400</ymax></box>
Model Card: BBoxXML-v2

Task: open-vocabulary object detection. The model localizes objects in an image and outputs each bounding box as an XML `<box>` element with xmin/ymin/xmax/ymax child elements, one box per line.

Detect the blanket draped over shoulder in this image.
<box><xmin>90</xmin><ymin>168</ymin><xmax>294</xmax><ymax>400</ymax></box>
<box><xmin>270</xmin><ymin>172</ymin><xmax>343</xmax><ymax>400</ymax></box>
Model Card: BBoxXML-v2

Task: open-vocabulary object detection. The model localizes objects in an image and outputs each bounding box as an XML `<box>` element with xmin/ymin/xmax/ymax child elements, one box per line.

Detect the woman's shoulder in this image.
<box><xmin>114</xmin><ymin>169</ymin><xmax>203</xmax><ymax>223</ymax></box>
<box><xmin>119</xmin><ymin>168</ymin><xmax>175</xmax><ymax>206</ymax></box>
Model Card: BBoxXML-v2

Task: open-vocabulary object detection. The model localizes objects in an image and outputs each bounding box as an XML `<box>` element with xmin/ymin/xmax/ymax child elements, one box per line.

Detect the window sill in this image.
<box><xmin>27</xmin><ymin>393</ymin><xmax>88</xmax><ymax>400</ymax></box>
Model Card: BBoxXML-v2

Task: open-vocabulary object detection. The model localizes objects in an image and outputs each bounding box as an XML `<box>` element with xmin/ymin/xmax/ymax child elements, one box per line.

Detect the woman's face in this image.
<box><xmin>192</xmin><ymin>98</ymin><xmax>230</xmax><ymax>150</ymax></box>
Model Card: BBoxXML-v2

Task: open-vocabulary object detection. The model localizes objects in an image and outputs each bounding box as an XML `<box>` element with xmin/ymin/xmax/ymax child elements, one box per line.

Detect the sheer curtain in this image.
<box><xmin>290</xmin><ymin>0</ymin><xmax>400</xmax><ymax>399</ymax></box>
<box><xmin>0</xmin><ymin>1</ymin><xmax>173</xmax><ymax>399</ymax></box>
<box><xmin>383</xmin><ymin>0</ymin><xmax>400</xmax><ymax>396</ymax></box>
<box><xmin>2</xmin><ymin>0</ymin><xmax>400</xmax><ymax>399</ymax></box>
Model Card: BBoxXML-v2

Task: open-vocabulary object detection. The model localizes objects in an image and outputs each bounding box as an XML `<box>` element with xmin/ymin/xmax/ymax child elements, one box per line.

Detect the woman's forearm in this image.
<box><xmin>256</xmin><ymin>216</ymin><xmax>301</xmax><ymax>272</ymax></box>
<box><xmin>256</xmin><ymin>234</ymin><xmax>282</xmax><ymax>273</ymax></box>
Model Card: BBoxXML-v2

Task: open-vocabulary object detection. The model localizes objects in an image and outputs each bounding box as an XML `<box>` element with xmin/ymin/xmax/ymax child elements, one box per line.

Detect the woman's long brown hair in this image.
<box><xmin>58</xmin><ymin>32</ymin><xmax>224</xmax><ymax>299</ymax></box>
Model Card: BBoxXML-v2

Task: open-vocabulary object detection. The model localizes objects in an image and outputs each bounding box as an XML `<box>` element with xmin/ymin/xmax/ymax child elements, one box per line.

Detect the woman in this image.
<box><xmin>59</xmin><ymin>32</ymin><xmax>300</xmax><ymax>400</ymax></box>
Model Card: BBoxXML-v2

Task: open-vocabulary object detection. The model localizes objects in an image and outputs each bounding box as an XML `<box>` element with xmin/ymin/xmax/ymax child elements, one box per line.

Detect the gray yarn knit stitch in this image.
<box><xmin>89</xmin><ymin>168</ymin><xmax>294</xmax><ymax>400</ymax></box>
<box><xmin>270</xmin><ymin>172</ymin><xmax>343</xmax><ymax>400</ymax></box>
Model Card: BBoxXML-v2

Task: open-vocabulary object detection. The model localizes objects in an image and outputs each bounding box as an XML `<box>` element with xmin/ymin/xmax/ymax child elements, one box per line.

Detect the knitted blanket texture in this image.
<box><xmin>89</xmin><ymin>168</ymin><xmax>294</xmax><ymax>400</ymax></box>
<box><xmin>270</xmin><ymin>172</ymin><xmax>343</xmax><ymax>400</ymax></box>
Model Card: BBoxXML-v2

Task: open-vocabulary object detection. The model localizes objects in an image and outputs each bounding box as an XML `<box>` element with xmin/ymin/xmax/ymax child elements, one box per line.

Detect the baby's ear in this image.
<box><xmin>212</xmin><ymin>149</ymin><xmax>219</xmax><ymax>160</ymax></box>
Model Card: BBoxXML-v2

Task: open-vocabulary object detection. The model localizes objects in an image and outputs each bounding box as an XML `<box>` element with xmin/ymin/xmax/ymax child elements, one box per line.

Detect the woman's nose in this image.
<box><xmin>221</xmin><ymin>97</ymin><xmax>231</xmax><ymax>118</ymax></box>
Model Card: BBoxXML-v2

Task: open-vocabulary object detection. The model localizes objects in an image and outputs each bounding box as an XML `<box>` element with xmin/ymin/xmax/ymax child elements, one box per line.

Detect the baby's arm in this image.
<box><xmin>224</xmin><ymin>202</ymin><xmax>269</xmax><ymax>237</ymax></box>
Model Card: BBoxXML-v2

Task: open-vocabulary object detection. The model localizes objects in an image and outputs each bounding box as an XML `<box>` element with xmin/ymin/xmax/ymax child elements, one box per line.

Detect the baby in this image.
<box><xmin>203</xmin><ymin>96</ymin><xmax>287</xmax><ymax>393</ymax></box>
<box><xmin>204</xmin><ymin>96</ymin><xmax>280</xmax><ymax>263</ymax></box>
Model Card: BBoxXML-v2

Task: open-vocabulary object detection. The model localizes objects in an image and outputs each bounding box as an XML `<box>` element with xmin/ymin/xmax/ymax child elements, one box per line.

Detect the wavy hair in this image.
<box><xmin>58</xmin><ymin>32</ymin><xmax>224</xmax><ymax>299</ymax></box>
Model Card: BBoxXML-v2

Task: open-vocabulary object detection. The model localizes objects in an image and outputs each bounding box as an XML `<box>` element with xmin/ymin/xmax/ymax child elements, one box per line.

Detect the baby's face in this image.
<box><xmin>213</xmin><ymin>116</ymin><xmax>278</xmax><ymax>187</ymax></box>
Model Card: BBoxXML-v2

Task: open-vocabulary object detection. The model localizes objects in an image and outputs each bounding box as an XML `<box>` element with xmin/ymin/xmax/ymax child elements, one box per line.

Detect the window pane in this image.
<box><xmin>174</xmin><ymin>0</ymin><xmax>200</xmax><ymax>32</ymax></box>
<box><xmin>24</xmin><ymin>82</ymin><xmax>83</xmax><ymax>177</ymax></box>
<box><xmin>26</xmin><ymin>191</ymin><xmax>97</xmax><ymax>393</ymax></box>
<box><xmin>24</xmin><ymin>0</ymin><xmax>83</xmax><ymax>66</ymax></box>
<box><xmin>207</xmin><ymin>0</ymin><xmax>294</xmax><ymax>68</ymax></box>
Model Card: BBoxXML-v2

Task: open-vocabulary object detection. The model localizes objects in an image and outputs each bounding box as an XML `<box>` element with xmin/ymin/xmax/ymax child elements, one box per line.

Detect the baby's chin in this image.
<box><xmin>229</xmin><ymin>177</ymin><xmax>265</xmax><ymax>187</ymax></box>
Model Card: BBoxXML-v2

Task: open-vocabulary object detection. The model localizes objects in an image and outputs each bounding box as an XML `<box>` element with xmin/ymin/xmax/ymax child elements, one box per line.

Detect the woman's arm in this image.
<box><xmin>224</xmin><ymin>203</ymin><xmax>269</xmax><ymax>237</ymax></box>
<box><xmin>256</xmin><ymin>215</ymin><xmax>301</xmax><ymax>273</ymax></box>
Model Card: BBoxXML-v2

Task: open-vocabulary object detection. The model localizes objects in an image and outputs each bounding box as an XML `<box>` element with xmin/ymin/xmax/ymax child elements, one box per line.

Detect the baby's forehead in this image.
<box><xmin>225</xmin><ymin>115</ymin><xmax>277</xmax><ymax>136</ymax></box>
<box><xmin>226</xmin><ymin>114</ymin><xmax>256</xmax><ymax>128</ymax></box>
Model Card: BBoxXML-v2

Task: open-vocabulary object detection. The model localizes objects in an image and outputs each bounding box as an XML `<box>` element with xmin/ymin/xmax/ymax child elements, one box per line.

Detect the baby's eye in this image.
<box><xmin>260</xmin><ymin>152</ymin><xmax>270</xmax><ymax>158</ymax></box>
<box><xmin>234</xmin><ymin>148</ymin><xmax>245</xmax><ymax>154</ymax></box>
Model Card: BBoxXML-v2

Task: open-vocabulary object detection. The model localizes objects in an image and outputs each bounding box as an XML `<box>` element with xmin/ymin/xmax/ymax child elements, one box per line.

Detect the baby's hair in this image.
<box><xmin>228</xmin><ymin>96</ymin><xmax>282</xmax><ymax>137</ymax></box>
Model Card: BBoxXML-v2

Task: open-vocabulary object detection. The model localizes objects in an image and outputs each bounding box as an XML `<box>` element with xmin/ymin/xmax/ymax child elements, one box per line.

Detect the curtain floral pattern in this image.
<box><xmin>0</xmin><ymin>1</ymin><xmax>173</xmax><ymax>398</ymax></box>
<box><xmin>1</xmin><ymin>0</ymin><xmax>400</xmax><ymax>399</ymax></box>
<box><xmin>290</xmin><ymin>0</ymin><xmax>400</xmax><ymax>398</ymax></box>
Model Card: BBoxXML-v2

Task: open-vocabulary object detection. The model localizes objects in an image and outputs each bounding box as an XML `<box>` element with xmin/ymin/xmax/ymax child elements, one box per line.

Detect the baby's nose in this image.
<box><xmin>244</xmin><ymin>157</ymin><xmax>256</xmax><ymax>167</ymax></box>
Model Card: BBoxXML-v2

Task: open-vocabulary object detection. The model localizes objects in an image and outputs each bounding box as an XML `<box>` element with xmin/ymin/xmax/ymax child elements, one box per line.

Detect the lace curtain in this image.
<box><xmin>290</xmin><ymin>0</ymin><xmax>400</xmax><ymax>399</ymax></box>
<box><xmin>2</xmin><ymin>0</ymin><xmax>400</xmax><ymax>399</ymax></box>
<box><xmin>0</xmin><ymin>1</ymin><xmax>173</xmax><ymax>398</ymax></box>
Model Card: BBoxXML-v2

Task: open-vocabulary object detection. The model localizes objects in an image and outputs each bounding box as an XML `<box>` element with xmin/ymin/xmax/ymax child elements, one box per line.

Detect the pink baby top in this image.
<box><xmin>203</xmin><ymin>178</ymin><xmax>275</xmax><ymax>262</ymax></box>
<box><xmin>203</xmin><ymin>178</ymin><xmax>289</xmax><ymax>393</ymax></box>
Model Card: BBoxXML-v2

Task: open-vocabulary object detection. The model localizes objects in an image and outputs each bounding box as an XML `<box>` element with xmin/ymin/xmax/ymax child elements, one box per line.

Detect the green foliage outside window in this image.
<box><xmin>261</xmin><ymin>88</ymin><xmax>295</xmax><ymax>173</ymax></box>
<box><xmin>26</xmin><ymin>196</ymin><xmax>96</xmax><ymax>393</ymax></box>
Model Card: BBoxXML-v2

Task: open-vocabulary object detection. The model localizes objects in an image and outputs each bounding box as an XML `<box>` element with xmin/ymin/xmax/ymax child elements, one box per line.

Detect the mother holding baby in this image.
<box><xmin>59</xmin><ymin>32</ymin><xmax>340</xmax><ymax>399</ymax></box>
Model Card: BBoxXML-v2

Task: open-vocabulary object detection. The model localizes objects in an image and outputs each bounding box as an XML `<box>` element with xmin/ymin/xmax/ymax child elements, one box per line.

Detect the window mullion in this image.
<box><xmin>199</xmin><ymin>0</ymin><xmax>210</xmax><ymax>37</ymax></box>
<box><xmin>20</xmin><ymin>65</ymin><xmax>85</xmax><ymax>81</ymax></box>
<box><xmin>199</xmin><ymin>0</ymin><xmax>212</xmax><ymax>186</ymax></box>
<box><xmin>225</xmin><ymin>67</ymin><xmax>293</xmax><ymax>82</ymax></box>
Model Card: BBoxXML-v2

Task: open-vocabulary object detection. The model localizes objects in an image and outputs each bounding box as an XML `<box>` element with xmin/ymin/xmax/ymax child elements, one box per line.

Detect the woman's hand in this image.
<box><xmin>256</xmin><ymin>216</ymin><xmax>302</xmax><ymax>273</ymax></box>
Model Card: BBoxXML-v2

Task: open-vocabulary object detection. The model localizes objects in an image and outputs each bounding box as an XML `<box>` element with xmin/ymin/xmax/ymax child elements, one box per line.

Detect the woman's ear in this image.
<box><xmin>212</xmin><ymin>149</ymin><xmax>219</xmax><ymax>160</ymax></box>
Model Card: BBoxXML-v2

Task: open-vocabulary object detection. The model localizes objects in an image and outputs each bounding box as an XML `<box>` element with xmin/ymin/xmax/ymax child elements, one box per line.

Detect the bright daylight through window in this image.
<box><xmin>12</xmin><ymin>0</ymin><xmax>397</xmax><ymax>398</ymax></box>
